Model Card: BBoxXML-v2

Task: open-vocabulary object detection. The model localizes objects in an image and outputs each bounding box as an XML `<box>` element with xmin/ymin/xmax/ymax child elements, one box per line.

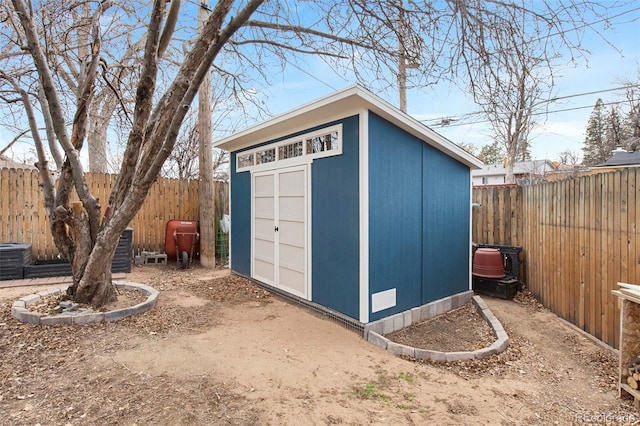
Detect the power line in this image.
<box><xmin>184</xmin><ymin>0</ymin><xmax>211</xmax><ymax>12</ymax></box>
<box><xmin>425</xmin><ymin>84</ymin><xmax>639</xmax><ymax>128</ymax></box>
<box><xmin>548</xmin><ymin>84</ymin><xmax>640</xmax><ymax>103</ymax></box>
<box><xmin>429</xmin><ymin>99</ymin><xmax>633</xmax><ymax>129</ymax></box>
<box><xmin>532</xmin><ymin>6</ymin><xmax>640</xmax><ymax>44</ymax></box>
<box><xmin>466</xmin><ymin>6</ymin><xmax>640</xmax><ymax>61</ymax></box>
<box><xmin>283</xmin><ymin>60</ymin><xmax>339</xmax><ymax>91</ymax></box>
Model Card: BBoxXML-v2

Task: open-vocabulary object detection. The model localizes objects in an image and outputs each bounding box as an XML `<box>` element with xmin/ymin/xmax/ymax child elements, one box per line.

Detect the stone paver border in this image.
<box><xmin>364</xmin><ymin>292</ymin><xmax>509</xmax><ymax>362</ymax></box>
<box><xmin>10</xmin><ymin>281</ymin><xmax>159</xmax><ymax>325</ymax></box>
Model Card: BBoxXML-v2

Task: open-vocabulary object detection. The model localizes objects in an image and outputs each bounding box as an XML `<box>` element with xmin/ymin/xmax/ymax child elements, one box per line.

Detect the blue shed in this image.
<box><xmin>215</xmin><ymin>85</ymin><xmax>483</xmax><ymax>324</ymax></box>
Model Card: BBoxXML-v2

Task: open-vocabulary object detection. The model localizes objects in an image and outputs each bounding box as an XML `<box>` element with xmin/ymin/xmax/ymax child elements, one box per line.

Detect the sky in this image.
<box><xmin>247</xmin><ymin>2</ymin><xmax>640</xmax><ymax>164</ymax></box>
<box><xmin>1</xmin><ymin>1</ymin><xmax>638</xmax><ymax>167</ymax></box>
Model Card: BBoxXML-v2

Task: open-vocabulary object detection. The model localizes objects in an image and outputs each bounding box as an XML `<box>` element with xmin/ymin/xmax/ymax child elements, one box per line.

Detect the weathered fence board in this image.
<box><xmin>473</xmin><ymin>168</ymin><xmax>640</xmax><ymax>349</ymax></box>
<box><xmin>0</xmin><ymin>168</ymin><xmax>227</xmax><ymax>259</ymax></box>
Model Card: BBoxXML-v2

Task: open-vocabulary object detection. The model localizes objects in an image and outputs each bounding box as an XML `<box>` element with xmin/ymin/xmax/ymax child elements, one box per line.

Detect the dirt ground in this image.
<box><xmin>1</xmin><ymin>264</ymin><xmax>638</xmax><ymax>425</ymax></box>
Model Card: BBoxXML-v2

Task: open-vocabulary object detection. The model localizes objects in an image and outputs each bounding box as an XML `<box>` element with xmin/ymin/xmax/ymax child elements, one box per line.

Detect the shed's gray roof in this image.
<box><xmin>214</xmin><ymin>85</ymin><xmax>483</xmax><ymax>170</ymax></box>
<box><xmin>596</xmin><ymin>150</ymin><xmax>640</xmax><ymax>167</ymax></box>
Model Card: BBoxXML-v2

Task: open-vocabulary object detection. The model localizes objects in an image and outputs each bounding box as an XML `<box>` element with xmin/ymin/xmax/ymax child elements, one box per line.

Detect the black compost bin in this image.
<box><xmin>23</xmin><ymin>228</ymin><xmax>133</xmax><ymax>279</ymax></box>
<box><xmin>112</xmin><ymin>227</ymin><xmax>133</xmax><ymax>273</ymax></box>
<box><xmin>0</xmin><ymin>243</ymin><xmax>32</xmax><ymax>280</ymax></box>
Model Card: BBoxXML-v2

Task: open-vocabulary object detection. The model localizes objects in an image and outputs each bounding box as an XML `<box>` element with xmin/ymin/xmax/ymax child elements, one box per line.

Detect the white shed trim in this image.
<box><xmin>215</xmin><ymin>85</ymin><xmax>483</xmax><ymax>170</ymax></box>
<box><xmin>359</xmin><ymin>108</ymin><xmax>370</xmax><ymax>323</ymax></box>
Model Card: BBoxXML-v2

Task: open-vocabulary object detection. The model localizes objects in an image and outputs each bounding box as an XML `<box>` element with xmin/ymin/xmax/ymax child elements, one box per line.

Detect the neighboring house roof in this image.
<box><xmin>473</xmin><ymin>160</ymin><xmax>556</xmax><ymax>178</ymax></box>
<box><xmin>214</xmin><ymin>85</ymin><xmax>483</xmax><ymax>170</ymax></box>
<box><xmin>0</xmin><ymin>155</ymin><xmax>36</xmax><ymax>170</ymax></box>
<box><xmin>595</xmin><ymin>150</ymin><xmax>640</xmax><ymax>167</ymax></box>
<box><xmin>472</xmin><ymin>164</ymin><xmax>507</xmax><ymax>178</ymax></box>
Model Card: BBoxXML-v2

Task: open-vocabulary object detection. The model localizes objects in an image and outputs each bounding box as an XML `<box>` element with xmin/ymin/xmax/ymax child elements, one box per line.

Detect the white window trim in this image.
<box><xmin>236</xmin><ymin>124</ymin><xmax>343</xmax><ymax>172</ymax></box>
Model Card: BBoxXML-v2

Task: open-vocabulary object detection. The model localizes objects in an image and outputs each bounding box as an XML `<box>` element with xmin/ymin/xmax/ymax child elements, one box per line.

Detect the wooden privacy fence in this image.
<box><xmin>472</xmin><ymin>168</ymin><xmax>640</xmax><ymax>349</ymax></box>
<box><xmin>473</xmin><ymin>185</ymin><xmax>523</xmax><ymax>247</ymax></box>
<box><xmin>0</xmin><ymin>168</ymin><xmax>228</xmax><ymax>259</ymax></box>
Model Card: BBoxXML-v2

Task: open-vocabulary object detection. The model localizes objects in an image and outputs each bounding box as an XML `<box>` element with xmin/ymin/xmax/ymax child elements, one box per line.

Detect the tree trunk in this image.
<box><xmin>504</xmin><ymin>140</ymin><xmax>517</xmax><ymax>184</ymax></box>
<box><xmin>198</xmin><ymin>2</ymin><xmax>215</xmax><ymax>268</ymax></box>
<box><xmin>88</xmin><ymin>119</ymin><xmax>109</xmax><ymax>173</ymax></box>
<box><xmin>62</xmin><ymin>201</ymin><xmax>117</xmax><ymax>307</ymax></box>
<box><xmin>74</xmin><ymin>264</ymin><xmax>117</xmax><ymax>307</ymax></box>
<box><xmin>72</xmin><ymin>231</ymin><xmax>119</xmax><ymax>307</ymax></box>
<box><xmin>68</xmin><ymin>202</ymin><xmax>91</xmax><ymax>284</ymax></box>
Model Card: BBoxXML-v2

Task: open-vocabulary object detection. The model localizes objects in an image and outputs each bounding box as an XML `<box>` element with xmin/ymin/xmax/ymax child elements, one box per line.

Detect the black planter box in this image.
<box><xmin>472</xmin><ymin>276</ymin><xmax>518</xmax><ymax>300</ymax></box>
<box><xmin>23</xmin><ymin>228</ymin><xmax>133</xmax><ymax>279</ymax></box>
<box><xmin>0</xmin><ymin>243</ymin><xmax>32</xmax><ymax>281</ymax></box>
<box><xmin>23</xmin><ymin>259</ymin><xmax>72</xmax><ymax>278</ymax></box>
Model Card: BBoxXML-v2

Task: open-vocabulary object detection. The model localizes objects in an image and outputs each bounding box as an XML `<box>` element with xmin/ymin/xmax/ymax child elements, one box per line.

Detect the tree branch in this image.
<box><xmin>138</xmin><ymin>0</ymin><xmax>264</xmax><ymax>188</ymax></box>
<box><xmin>0</xmin><ymin>129</ymin><xmax>28</xmax><ymax>157</ymax></box>
<box><xmin>245</xmin><ymin>19</ymin><xmax>382</xmax><ymax>52</ymax></box>
<box><xmin>109</xmin><ymin>0</ymin><xmax>166</xmax><ymax>212</ymax></box>
<box><xmin>158</xmin><ymin>0</ymin><xmax>181</xmax><ymax>58</ymax></box>
<box><xmin>0</xmin><ymin>71</ymin><xmax>56</xmax><ymax>217</ymax></box>
<box><xmin>231</xmin><ymin>38</ymin><xmax>349</xmax><ymax>59</ymax></box>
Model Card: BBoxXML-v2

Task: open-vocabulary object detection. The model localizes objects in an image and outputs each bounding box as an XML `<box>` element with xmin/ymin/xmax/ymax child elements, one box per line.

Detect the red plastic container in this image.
<box><xmin>164</xmin><ymin>220</ymin><xmax>200</xmax><ymax>268</ymax></box>
<box><xmin>472</xmin><ymin>248</ymin><xmax>505</xmax><ymax>278</ymax></box>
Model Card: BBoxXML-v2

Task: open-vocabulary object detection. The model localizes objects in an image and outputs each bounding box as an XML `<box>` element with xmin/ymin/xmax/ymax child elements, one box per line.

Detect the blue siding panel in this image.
<box><xmin>311</xmin><ymin>115</ymin><xmax>360</xmax><ymax>319</ymax></box>
<box><xmin>368</xmin><ymin>112</ymin><xmax>471</xmax><ymax>321</ymax></box>
<box><xmin>422</xmin><ymin>145</ymin><xmax>471</xmax><ymax>303</ymax></box>
<box><xmin>229</xmin><ymin>153</ymin><xmax>252</xmax><ymax>276</ymax></box>
<box><xmin>368</xmin><ymin>113</ymin><xmax>423</xmax><ymax>321</ymax></box>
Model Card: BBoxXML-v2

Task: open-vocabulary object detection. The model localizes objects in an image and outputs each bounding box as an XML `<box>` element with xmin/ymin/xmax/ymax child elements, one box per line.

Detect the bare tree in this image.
<box><xmin>161</xmin><ymin>79</ymin><xmax>241</xmax><ymax>180</ymax></box>
<box><xmin>163</xmin><ymin>121</ymin><xmax>229</xmax><ymax>180</ymax></box>
<box><xmin>558</xmin><ymin>150</ymin><xmax>581</xmax><ymax>167</ymax></box>
<box><xmin>5</xmin><ymin>0</ymin><xmax>260</xmax><ymax>305</ymax></box>
<box><xmin>621</xmin><ymin>72</ymin><xmax>640</xmax><ymax>151</ymax></box>
<box><xmin>0</xmin><ymin>0</ymin><xmax>157</xmax><ymax>172</ymax></box>
<box><xmin>452</xmin><ymin>3</ymin><xmax>557</xmax><ymax>183</ymax></box>
<box><xmin>3</xmin><ymin>0</ymin><xmax>622</xmax><ymax>307</ymax></box>
<box><xmin>2</xmin><ymin>1</ymin><xmax>623</xmax><ymax>173</ymax></box>
<box><xmin>163</xmin><ymin>115</ymin><xmax>200</xmax><ymax>180</ymax></box>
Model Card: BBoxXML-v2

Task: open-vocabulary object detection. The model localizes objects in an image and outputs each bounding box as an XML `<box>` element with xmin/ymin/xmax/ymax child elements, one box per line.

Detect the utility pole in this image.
<box><xmin>398</xmin><ymin>2</ymin><xmax>407</xmax><ymax>113</ymax></box>
<box><xmin>398</xmin><ymin>0</ymin><xmax>420</xmax><ymax>113</ymax></box>
<box><xmin>198</xmin><ymin>1</ymin><xmax>215</xmax><ymax>268</ymax></box>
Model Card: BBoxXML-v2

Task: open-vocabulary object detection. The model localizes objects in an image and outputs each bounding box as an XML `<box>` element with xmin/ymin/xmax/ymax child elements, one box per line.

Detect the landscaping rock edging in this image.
<box><xmin>10</xmin><ymin>281</ymin><xmax>158</xmax><ymax>325</ymax></box>
<box><xmin>364</xmin><ymin>293</ymin><xmax>509</xmax><ymax>362</ymax></box>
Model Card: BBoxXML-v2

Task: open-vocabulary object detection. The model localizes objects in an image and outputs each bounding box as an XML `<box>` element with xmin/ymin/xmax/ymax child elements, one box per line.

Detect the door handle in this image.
<box><xmin>274</xmin><ymin>226</ymin><xmax>279</xmax><ymax>232</ymax></box>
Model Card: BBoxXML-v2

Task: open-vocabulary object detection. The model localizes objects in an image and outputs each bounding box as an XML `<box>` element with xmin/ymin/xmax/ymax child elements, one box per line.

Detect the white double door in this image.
<box><xmin>252</xmin><ymin>165</ymin><xmax>309</xmax><ymax>299</ymax></box>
